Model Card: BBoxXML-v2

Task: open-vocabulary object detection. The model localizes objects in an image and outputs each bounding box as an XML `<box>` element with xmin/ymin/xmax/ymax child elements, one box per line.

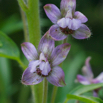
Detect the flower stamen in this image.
<box><xmin>60</xmin><ymin>27</ymin><xmax>74</xmax><ymax>35</ymax></box>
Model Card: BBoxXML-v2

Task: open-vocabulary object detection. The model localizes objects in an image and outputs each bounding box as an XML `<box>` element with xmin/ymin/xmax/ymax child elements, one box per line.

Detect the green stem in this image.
<box><xmin>17</xmin><ymin>0</ymin><xmax>28</xmax><ymax>12</ymax></box>
<box><xmin>26</xmin><ymin>0</ymin><xmax>43</xmax><ymax>103</ymax></box>
<box><xmin>17</xmin><ymin>59</ymin><xmax>27</xmax><ymax>70</ymax></box>
<box><xmin>50</xmin><ymin>86</ymin><xmax>58</xmax><ymax>103</ymax></box>
<box><xmin>26</xmin><ymin>0</ymin><xmax>41</xmax><ymax>48</ymax></box>
<box><xmin>18</xmin><ymin>0</ymin><xmax>43</xmax><ymax>103</ymax></box>
<box><xmin>50</xmin><ymin>61</ymin><xmax>63</xmax><ymax>103</ymax></box>
<box><xmin>31</xmin><ymin>85</ymin><xmax>35</xmax><ymax>103</ymax></box>
<box><xmin>64</xmin><ymin>98</ymin><xmax>68</xmax><ymax>103</ymax></box>
<box><xmin>50</xmin><ymin>38</ymin><xmax>68</xmax><ymax>103</ymax></box>
<box><xmin>20</xmin><ymin>9</ymin><xmax>29</xmax><ymax>42</ymax></box>
<box><xmin>63</xmin><ymin>38</ymin><xmax>68</xmax><ymax>43</ymax></box>
<box><xmin>42</xmin><ymin>78</ymin><xmax>48</xmax><ymax>103</ymax></box>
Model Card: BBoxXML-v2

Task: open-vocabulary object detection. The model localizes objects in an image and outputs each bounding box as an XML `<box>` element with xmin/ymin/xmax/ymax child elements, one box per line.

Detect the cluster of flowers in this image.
<box><xmin>21</xmin><ymin>0</ymin><xmax>91</xmax><ymax>87</ymax></box>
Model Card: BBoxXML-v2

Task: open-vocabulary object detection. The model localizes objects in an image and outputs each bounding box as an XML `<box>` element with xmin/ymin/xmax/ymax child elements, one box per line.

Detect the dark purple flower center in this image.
<box><xmin>36</xmin><ymin>68</ymin><xmax>52</xmax><ymax>77</ymax></box>
<box><xmin>60</xmin><ymin>27</ymin><xmax>74</xmax><ymax>35</ymax></box>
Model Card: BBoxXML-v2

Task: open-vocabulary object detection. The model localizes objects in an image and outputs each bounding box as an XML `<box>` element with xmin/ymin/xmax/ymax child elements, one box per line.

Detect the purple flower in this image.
<box><xmin>44</xmin><ymin>0</ymin><xmax>91</xmax><ymax>41</ymax></box>
<box><xmin>21</xmin><ymin>31</ymin><xmax>71</xmax><ymax>87</ymax></box>
<box><xmin>77</xmin><ymin>57</ymin><xmax>103</xmax><ymax>96</ymax></box>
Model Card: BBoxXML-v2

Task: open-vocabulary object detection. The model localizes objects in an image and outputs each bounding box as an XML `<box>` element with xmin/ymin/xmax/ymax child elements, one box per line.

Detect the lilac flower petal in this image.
<box><xmin>21</xmin><ymin>42</ymin><xmax>38</xmax><ymax>61</ymax></box>
<box><xmin>65</xmin><ymin>7</ymin><xmax>73</xmax><ymax>18</ymax></box>
<box><xmin>21</xmin><ymin>67</ymin><xmax>44</xmax><ymax>85</ymax></box>
<box><xmin>77</xmin><ymin>75</ymin><xmax>90</xmax><ymax>85</ymax></box>
<box><xmin>39</xmin><ymin>53</ymin><xmax>47</xmax><ymax>61</ymax></box>
<box><xmin>51</xmin><ymin>43</ymin><xmax>71</xmax><ymax>67</ymax></box>
<box><xmin>57</xmin><ymin>18</ymin><xmax>67</xmax><ymax>28</ymax></box>
<box><xmin>49</xmin><ymin>25</ymin><xmax>68</xmax><ymax>41</ymax></box>
<box><xmin>60</xmin><ymin>0</ymin><xmax>76</xmax><ymax>16</ymax></box>
<box><xmin>82</xmin><ymin>57</ymin><xmax>94</xmax><ymax>79</ymax></box>
<box><xmin>44</xmin><ymin>4</ymin><xmax>61</xmax><ymax>23</ymax></box>
<box><xmin>38</xmin><ymin>31</ymin><xmax>54</xmax><ymax>58</ymax></box>
<box><xmin>40</xmin><ymin>61</ymin><xmax>51</xmax><ymax>75</ymax></box>
<box><xmin>29</xmin><ymin>60</ymin><xmax>40</xmax><ymax>73</ymax></box>
<box><xmin>74</xmin><ymin>11</ymin><xmax>88</xmax><ymax>23</ymax></box>
<box><xmin>93</xmin><ymin>72</ymin><xmax>103</xmax><ymax>83</ymax></box>
<box><xmin>67</xmin><ymin>18</ymin><xmax>81</xmax><ymax>30</ymax></box>
<box><xmin>47</xmin><ymin>66</ymin><xmax>65</xmax><ymax>87</ymax></box>
<box><xmin>72</xmin><ymin>24</ymin><xmax>91</xmax><ymax>39</ymax></box>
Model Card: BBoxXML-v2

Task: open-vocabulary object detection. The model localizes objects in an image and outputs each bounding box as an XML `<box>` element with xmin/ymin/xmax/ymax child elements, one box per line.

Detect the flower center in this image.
<box><xmin>36</xmin><ymin>67</ymin><xmax>52</xmax><ymax>77</ymax></box>
<box><xmin>60</xmin><ymin>27</ymin><xmax>74</xmax><ymax>35</ymax></box>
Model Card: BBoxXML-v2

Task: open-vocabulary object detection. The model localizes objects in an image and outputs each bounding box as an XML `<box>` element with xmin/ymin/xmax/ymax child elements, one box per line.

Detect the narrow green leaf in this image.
<box><xmin>69</xmin><ymin>83</ymin><xmax>103</xmax><ymax>95</ymax></box>
<box><xmin>0</xmin><ymin>57</ymin><xmax>11</xmax><ymax>103</ymax></box>
<box><xmin>0</xmin><ymin>31</ymin><xmax>20</xmax><ymax>60</ymax></box>
<box><xmin>65</xmin><ymin>94</ymin><xmax>103</xmax><ymax>103</ymax></box>
<box><xmin>0</xmin><ymin>15</ymin><xmax>23</xmax><ymax>34</ymax></box>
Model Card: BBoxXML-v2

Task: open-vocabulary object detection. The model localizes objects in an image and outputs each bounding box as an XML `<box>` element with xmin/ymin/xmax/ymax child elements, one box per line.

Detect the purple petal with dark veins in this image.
<box><xmin>51</xmin><ymin>43</ymin><xmax>71</xmax><ymax>67</ymax></box>
<box><xmin>38</xmin><ymin>31</ymin><xmax>54</xmax><ymax>58</ymax></box>
<box><xmin>47</xmin><ymin>66</ymin><xmax>65</xmax><ymax>87</ymax></box>
<box><xmin>92</xmin><ymin>72</ymin><xmax>103</xmax><ymax>83</ymax></box>
<box><xmin>60</xmin><ymin>0</ymin><xmax>76</xmax><ymax>16</ymax></box>
<box><xmin>28</xmin><ymin>60</ymin><xmax>40</xmax><ymax>73</ymax></box>
<box><xmin>65</xmin><ymin>7</ymin><xmax>73</xmax><ymax>18</ymax></box>
<box><xmin>44</xmin><ymin>4</ymin><xmax>61</xmax><ymax>23</ymax></box>
<box><xmin>49</xmin><ymin>25</ymin><xmax>68</xmax><ymax>41</ymax></box>
<box><xmin>39</xmin><ymin>53</ymin><xmax>47</xmax><ymax>61</ymax></box>
<box><xmin>21</xmin><ymin>42</ymin><xmax>38</xmax><ymax>61</ymax></box>
<box><xmin>74</xmin><ymin>11</ymin><xmax>88</xmax><ymax>23</ymax></box>
<box><xmin>72</xmin><ymin>24</ymin><xmax>91</xmax><ymax>39</ymax></box>
<box><xmin>77</xmin><ymin>75</ymin><xmax>90</xmax><ymax>85</ymax></box>
<box><xmin>57</xmin><ymin>18</ymin><xmax>67</xmax><ymax>28</ymax></box>
<box><xmin>21</xmin><ymin>67</ymin><xmax>44</xmax><ymax>85</ymax></box>
<box><xmin>40</xmin><ymin>61</ymin><xmax>51</xmax><ymax>76</ymax></box>
<box><xmin>67</xmin><ymin>18</ymin><xmax>81</xmax><ymax>30</ymax></box>
<box><xmin>82</xmin><ymin>57</ymin><xmax>94</xmax><ymax>79</ymax></box>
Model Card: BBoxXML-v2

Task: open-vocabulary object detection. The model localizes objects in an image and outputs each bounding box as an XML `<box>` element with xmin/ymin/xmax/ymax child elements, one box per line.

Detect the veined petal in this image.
<box><xmin>72</xmin><ymin>24</ymin><xmax>91</xmax><ymax>39</ymax></box>
<box><xmin>74</xmin><ymin>11</ymin><xmax>88</xmax><ymax>23</ymax></box>
<box><xmin>47</xmin><ymin>66</ymin><xmax>65</xmax><ymax>87</ymax></box>
<box><xmin>82</xmin><ymin>57</ymin><xmax>94</xmax><ymax>79</ymax></box>
<box><xmin>57</xmin><ymin>18</ymin><xmax>67</xmax><ymax>28</ymax></box>
<box><xmin>21</xmin><ymin>42</ymin><xmax>38</xmax><ymax>61</ymax></box>
<box><xmin>51</xmin><ymin>43</ymin><xmax>71</xmax><ymax>67</ymax></box>
<box><xmin>65</xmin><ymin>7</ymin><xmax>73</xmax><ymax>18</ymax></box>
<box><xmin>92</xmin><ymin>72</ymin><xmax>103</xmax><ymax>83</ymax></box>
<box><xmin>39</xmin><ymin>53</ymin><xmax>47</xmax><ymax>61</ymax></box>
<box><xmin>38</xmin><ymin>31</ymin><xmax>54</xmax><ymax>58</ymax></box>
<box><xmin>77</xmin><ymin>75</ymin><xmax>90</xmax><ymax>85</ymax></box>
<box><xmin>21</xmin><ymin>67</ymin><xmax>44</xmax><ymax>85</ymax></box>
<box><xmin>67</xmin><ymin>18</ymin><xmax>81</xmax><ymax>30</ymax></box>
<box><xmin>44</xmin><ymin>4</ymin><xmax>61</xmax><ymax>23</ymax></box>
<box><xmin>40</xmin><ymin>61</ymin><xmax>51</xmax><ymax>75</ymax></box>
<box><xmin>49</xmin><ymin>25</ymin><xmax>68</xmax><ymax>41</ymax></box>
<box><xmin>60</xmin><ymin>0</ymin><xmax>76</xmax><ymax>16</ymax></box>
<box><xmin>28</xmin><ymin>60</ymin><xmax>40</xmax><ymax>73</ymax></box>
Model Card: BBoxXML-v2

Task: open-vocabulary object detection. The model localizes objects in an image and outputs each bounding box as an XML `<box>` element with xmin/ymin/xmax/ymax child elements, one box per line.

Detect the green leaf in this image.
<box><xmin>0</xmin><ymin>15</ymin><xmax>23</xmax><ymax>34</ymax></box>
<box><xmin>69</xmin><ymin>83</ymin><xmax>103</xmax><ymax>95</ymax></box>
<box><xmin>64</xmin><ymin>94</ymin><xmax>103</xmax><ymax>103</ymax></box>
<box><xmin>0</xmin><ymin>31</ymin><xmax>20</xmax><ymax>60</ymax></box>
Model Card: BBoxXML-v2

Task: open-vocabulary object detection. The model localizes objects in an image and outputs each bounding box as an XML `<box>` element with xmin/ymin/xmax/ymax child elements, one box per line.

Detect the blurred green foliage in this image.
<box><xmin>0</xmin><ymin>0</ymin><xmax>103</xmax><ymax>103</ymax></box>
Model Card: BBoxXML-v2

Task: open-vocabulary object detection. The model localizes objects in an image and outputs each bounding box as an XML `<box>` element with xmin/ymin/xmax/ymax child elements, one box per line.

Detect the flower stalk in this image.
<box><xmin>18</xmin><ymin>0</ymin><xmax>42</xmax><ymax>103</ymax></box>
<box><xmin>20</xmin><ymin>9</ymin><xmax>29</xmax><ymax>42</ymax></box>
<box><xmin>42</xmin><ymin>78</ymin><xmax>48</xmax><ymax>103</ymax></box>
<box><xmin>50</xmin><ymin>86</ymin><xmax>58</xmax><ymax>103</ymax></box>
<box><xmin>26</xmin><ymin>0</ymin><xmax>41</xmax><ymax>48</ymax></box>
